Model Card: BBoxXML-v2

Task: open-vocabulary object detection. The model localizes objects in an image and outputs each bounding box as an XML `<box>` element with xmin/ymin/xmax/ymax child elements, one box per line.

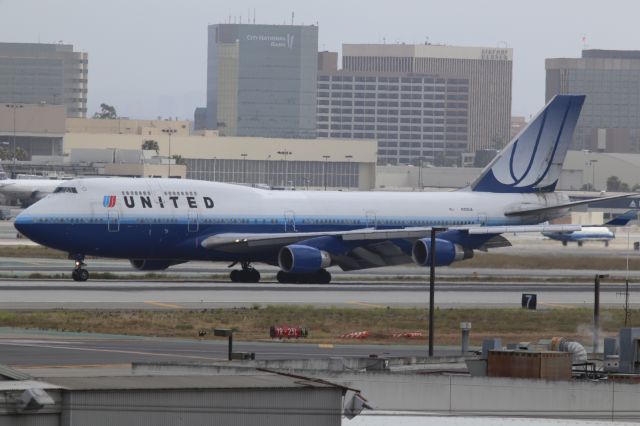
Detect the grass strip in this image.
<box><xmin>1</xmin><ymin>306</ymin><xmax>637</xmax><ymax>345</ymax></box>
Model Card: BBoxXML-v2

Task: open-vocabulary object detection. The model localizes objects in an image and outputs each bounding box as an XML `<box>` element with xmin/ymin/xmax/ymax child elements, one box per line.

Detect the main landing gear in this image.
<box><xmin>276</xmin><ymin>269</ymin><xmax>331</xmax><ymax>284</ymax></box>
<box><xmin>229</xmin><ymin>261</ymin><xmax>261</xmax><ymax>283</ymax></box>
<box><xmin>71</xmin><ymin>255</ymin><xmax>89</xmax><ymax>282</ymax></box>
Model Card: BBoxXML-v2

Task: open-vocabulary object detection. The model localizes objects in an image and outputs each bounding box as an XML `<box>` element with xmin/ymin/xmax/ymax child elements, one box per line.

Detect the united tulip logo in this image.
<box><xmin>103</xmin><ymin>195</ymin><xmax>116</xmax><ymax>208</ymax></box>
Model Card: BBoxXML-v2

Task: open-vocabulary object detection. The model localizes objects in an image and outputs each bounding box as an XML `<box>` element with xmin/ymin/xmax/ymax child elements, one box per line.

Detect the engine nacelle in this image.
<box><xmin>129</xmin><ymin>259</ymin><xmax>185</xmax><ymax>271</ymax></box>
<box><xmin>278</xmin><ymin>245</ymin><xmax>331</xmax><ymax>274</ymax></box>
<box><xmin>412</xmin><ymin>238</ymin><xmax>473</xmax><ymax>267</ymax></box>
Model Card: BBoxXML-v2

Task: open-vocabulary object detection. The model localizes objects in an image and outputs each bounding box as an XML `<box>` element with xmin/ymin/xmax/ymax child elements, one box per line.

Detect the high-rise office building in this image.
<box><xmin>546</xmin><ymin>50</ymin><xmax>640</xmax><ymax>153</ymax></box>
<box><xmin>0</xmin><ymin>42</ymin><xmax>88</xmax><ymax>118</ymax></box>
<box><xmin>206</xmin><ymin>24</ymin><xmax>318</xmax><ymax>138</ymax></box>
<box><xmin>317</xmin><ymin>44</ymin><xmax>512</xmax><ymax>165</ymax></box>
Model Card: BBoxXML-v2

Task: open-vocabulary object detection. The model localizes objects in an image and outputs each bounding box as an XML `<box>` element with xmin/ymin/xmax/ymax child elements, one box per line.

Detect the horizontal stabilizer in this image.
<box><xmin>504</xmin><ymin>193</ymin><xmax>634</xmax><ymax>217</ymax></box>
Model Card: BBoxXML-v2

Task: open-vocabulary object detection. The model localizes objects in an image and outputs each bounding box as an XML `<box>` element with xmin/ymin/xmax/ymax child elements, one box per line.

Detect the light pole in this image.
<box><xmin>264</xmin><ymin>155</ymin><xmax>271</xmax><ymax>186</ymax></box>
<box><xmin>5</xmin><ymin>103</ymin><xmax>23</xmax><ymax>178</ymax></box>
<box><xmin>241</xmin><ymin>153</ymin><xmax>248</xmax><ymax>183</ymax></box>
<box><xmin>345</xmin><ymin>154</ymin><xmax>353</xmax><ymax>190</ymax></box>
<box><xmin>593</xmin><ymin>274</ymin><xmax>609</xmax><ymax>353</ymax></box>
<box><xmin>417</xmin><ymin>157</ymin><xmax>426</xmax><ymax>191</ymax></box>
<box><xmin>322</xmin><ymin>155</ymin><xmax>331</xmax><ymax>190</ymax></box>
<box><xmin>588</xmin><ymin>159</ymin><xmax>598</xmax><ymax>191</ymax></box>
<box><xmin>162</xmin><ymin>128</ymin><xmax>177</xmax><ymax>178</ymax></box>
<box><xmin>277</xmin><ymin>150</ymin><xmax>291</xmax><ymax>187</ymax></box>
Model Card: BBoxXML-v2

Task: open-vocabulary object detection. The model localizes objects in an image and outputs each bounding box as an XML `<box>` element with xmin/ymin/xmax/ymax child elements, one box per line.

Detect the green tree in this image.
<box><xmin>606</xmin><ymin>176</ymin><xmax>623</xmax><ymax>192</ymax></box>
<box><xmin>580</xmin><ymin>183</ymin><xmax>595</xmax><ymax>191</ymax></box>
<box><xmin>141</xmin><ymin>140</ymin><xmax>159</xmax><ymax>153</ymax></box>
<box><xmin>632</xmin><ymin>183</ymin><xmax>640</xmax><ymax>192</ymax></box>
<box><xmin>14</xmin><ymin>147</ymin><xmax>28</xmax><ymax>161</ymax></box>
<box><xmin>0</xmin><ymin>146</ymin><xmax>28</xmax><ymax>161</ymax></box>
<box><xmin>92</xmin><ymin>103</ymin><xmax>118</xmax><ymax>119</ymax></box>
<box><xmin>0</xmin><ymin>146</ymin><xmax>10</xmax><ymax>161</ymax></box>
<box><xmin>172</xmin><ymin>155</ymin><xmax>186</xmax><ymax>165</ymax></box>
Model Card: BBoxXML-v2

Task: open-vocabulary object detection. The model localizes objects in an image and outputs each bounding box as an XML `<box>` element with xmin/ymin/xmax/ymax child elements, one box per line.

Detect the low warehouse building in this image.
<box><xmin>0</xmin><ymin>366</ymin><xmax>351</xmax><ymax>426</ymax></box>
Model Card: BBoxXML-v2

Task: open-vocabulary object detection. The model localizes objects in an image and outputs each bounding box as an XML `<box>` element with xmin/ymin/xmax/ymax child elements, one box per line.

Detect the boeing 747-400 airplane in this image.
<box><xmin>14</xmin><ymin>95</ymin><xmax>630</xmax><ymax>282</ymax></box>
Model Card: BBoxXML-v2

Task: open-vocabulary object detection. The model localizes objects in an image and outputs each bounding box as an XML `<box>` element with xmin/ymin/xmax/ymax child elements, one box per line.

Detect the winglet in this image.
<box><xmin>471</xmin><ymin>95</ymin><xmax>586</xmax><ymax>193</ymax></box>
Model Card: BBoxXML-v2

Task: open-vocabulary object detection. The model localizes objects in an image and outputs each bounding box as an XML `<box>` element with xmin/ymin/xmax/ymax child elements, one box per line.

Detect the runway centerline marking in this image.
<box><xmin>143</xmin><ymin>301</ymin><xmax>185</xmax><ymax>309</ymax></box>
<box><xmin>318</xmin><ymin>344</ymin><xmax>334</xmax><ymax>349</ymax></box>
<box><xmin>347</xmin><ymin>301</ymin><xmax>387</xmax><ymax>308</ymax></box>
<box><xmin>0</xmin><ymin>341</ymin><xmax>223</xmax><ymax>361</ymax></box>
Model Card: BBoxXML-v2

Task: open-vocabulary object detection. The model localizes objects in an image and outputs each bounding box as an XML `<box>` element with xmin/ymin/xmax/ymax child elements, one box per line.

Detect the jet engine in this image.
<box><xmin>129</xmin><ymin>259</ymin><xmax>186</xmax><ymax>271</ymax></box>
<box><xmin>411</xmin><ymin>238</ymin><xmax>473</xmax><ymax>267</ymax></box>
<box><xmin>278</xmin><ymin>245</ymin><xmax>331</xmax><ymax>274</ymax></box>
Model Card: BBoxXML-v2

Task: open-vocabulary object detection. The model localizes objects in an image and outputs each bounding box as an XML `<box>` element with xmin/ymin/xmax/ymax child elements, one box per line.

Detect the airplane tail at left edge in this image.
<box><xmin>604</xmin><ymin>209</ymin><xmax>638</xmax><ymax>226</ymax></box>
<box><xmin>470</xmin><ymin>95</ymin><xmax>586</xmax><ymax>193</ymax></box>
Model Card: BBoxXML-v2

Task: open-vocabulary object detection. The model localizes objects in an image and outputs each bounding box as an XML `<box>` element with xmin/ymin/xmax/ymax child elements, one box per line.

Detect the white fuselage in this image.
<box><xmin>18</xmin><ymin>178</ymin><xmax>571</xmax><ymax>228</ymax></box>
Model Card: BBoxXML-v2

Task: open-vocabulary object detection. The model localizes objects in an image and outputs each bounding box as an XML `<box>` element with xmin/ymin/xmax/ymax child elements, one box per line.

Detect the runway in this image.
<box><xmin>0</xmin><ymin>330</ymin><xmax>439</xmax><ymax>367</ymax></box>
<box><xmin>0</xmin><ymin>279</ymin><xmax>636</xmax><ymax>309</ymax></box>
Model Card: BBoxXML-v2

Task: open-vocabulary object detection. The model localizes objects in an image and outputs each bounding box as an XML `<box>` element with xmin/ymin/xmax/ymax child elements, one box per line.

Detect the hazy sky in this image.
<box><xmin>1</xmin><ymin>0</ymin><xmax>639</xmax><ymax>121</ymax></box>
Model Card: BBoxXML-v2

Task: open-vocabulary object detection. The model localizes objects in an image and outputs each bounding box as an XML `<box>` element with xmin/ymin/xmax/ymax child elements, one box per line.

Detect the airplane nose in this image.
<box><xmin>14</xmin><ymin>210</ymin><xmax>34</xmax><ymax>239</ymax></box>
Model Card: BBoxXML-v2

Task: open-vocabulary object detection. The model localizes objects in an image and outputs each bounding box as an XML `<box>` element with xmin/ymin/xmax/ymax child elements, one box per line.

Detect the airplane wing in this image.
<box><xmin>201</xmin><ymin>224</ymin><xmax>580</xmax><ymax>252</ymax></box>
<box><xmin>504</xmin><ymin>193</ymin><xmax>634</xmax><ymax>216</ymax></box>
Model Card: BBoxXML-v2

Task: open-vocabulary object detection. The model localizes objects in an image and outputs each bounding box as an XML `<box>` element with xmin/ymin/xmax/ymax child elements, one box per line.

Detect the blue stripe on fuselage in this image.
<box><xmin>15</xmin><ymin>213</ymin><xmax>523</xmax><ymax>260</ymax></box>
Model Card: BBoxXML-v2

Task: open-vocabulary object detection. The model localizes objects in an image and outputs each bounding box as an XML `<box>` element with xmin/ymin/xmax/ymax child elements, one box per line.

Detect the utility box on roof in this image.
<box><xmin>487</xmin><ymin>350</ymin><xmax>571</xmax><ymax>380</ymax></box>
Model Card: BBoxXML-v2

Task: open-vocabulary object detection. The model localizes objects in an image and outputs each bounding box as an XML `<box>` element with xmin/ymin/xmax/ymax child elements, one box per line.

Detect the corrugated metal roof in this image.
<box><xmin>0</xmin><ymin>380</ymin><xmax>62</xmax><ymax>391</ymax></box>
<box><xmin>41</xmin><ymin>374</ymin><xmax>337</xmax><ymax>391</ymax></box>
<box><xmin>0</xmin><ymin>363</ymin><xmax>32</xmax><ymax>381</ymax></box>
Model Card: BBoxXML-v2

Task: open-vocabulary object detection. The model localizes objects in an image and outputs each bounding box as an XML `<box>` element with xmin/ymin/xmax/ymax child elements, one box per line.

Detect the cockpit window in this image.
<box><xmin>54</xmin><ymin>186</ymin><xmax>78</xmax><ymax>194</ymax></box>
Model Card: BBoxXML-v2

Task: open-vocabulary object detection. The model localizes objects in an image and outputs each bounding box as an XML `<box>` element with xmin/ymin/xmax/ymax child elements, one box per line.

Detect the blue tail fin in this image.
<box><xmin>604</xmin><ymin>210</ymin><xmax>637</xmax><ymax>226</ymax></box>
<box><xmin>471</xmin><ymin>95</ymin><xmax>585</xmax><ymax>193</ymax></box>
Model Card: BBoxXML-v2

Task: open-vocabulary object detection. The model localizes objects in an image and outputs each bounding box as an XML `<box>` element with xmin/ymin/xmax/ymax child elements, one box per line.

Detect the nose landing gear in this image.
<box><xmin>70</xmin><ymin>255</ymin><xmax>89</xmax><ymax>282</ymax></box>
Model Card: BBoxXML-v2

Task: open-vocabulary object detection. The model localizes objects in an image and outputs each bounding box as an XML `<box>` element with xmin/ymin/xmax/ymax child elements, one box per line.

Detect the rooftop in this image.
<box><xmin>41</xmin><ymin>373</ymin><xmax>340</xmax><ymax>391</ymax></box>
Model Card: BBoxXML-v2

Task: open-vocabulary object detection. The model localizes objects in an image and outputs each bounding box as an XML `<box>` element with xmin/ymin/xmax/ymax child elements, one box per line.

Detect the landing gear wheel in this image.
<box><xmin>562</xmin><ymin>241</ymin><xmax>567</xmax><ymax>246</ymax></box>
<box><xmin>276</xmin><ymin>271</ymin><xmax>291</xmax><ymax>284</ymax></box>
<box><xmin>605</xmin><ymin>241</ymin><xmax>609</xmax><ymax>247</ymax></box>
<box><xmin>229</xmin><ymin>263</ymin><xmax>261</xmax><ymax>283</ymax></box>
<box><xmin>578</xmin><ymin>241</ymin><xmax>583</xmax><ymax>247</ymax></box>
<box><xmin>70</xmin><ymin>254</ymin><xmax>89</xmax><ymax>282</ymax></box>
<box><xmin>316</xmin><ymin>269</ymin><xmax>331</xmax><ymax>284</ymax></box>
<box><xmin>72</xmin><ymin>268</ymin><xmax>89</xmax><ymax>282</ymax></box>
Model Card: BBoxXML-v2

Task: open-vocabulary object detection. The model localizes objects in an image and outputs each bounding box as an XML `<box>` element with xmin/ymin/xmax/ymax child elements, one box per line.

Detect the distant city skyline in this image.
<box><xmin>0</xmin><ymin>0</ymin><xmax>638</xmax><ymax>121</ymax></box>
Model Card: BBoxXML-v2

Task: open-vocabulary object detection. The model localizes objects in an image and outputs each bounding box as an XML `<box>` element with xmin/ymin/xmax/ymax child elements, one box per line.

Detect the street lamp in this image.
<box><xmin>417</xmin><ymin>156</ymin><xmax>426</xmax><ymax>191</ymax></box>
<box><xmin>322</xmin><ymin>155</ymin><xmax>331</xmax><ymax>190</ymax></box>
<box><xmin>5</xmin><ymin>103</ymin><xmax>23</xmax><ymax>178</ymax></box>
<box><xmin>161</xmin><ymin>128</ymin><xmax>177</xmax><ymax>178</ymax></box>
<box><xmin>277</xmin><ymin>150</ymin><xmax>291</xmax><ymax>186</ymax></box>
<box><xmin>588</xmin><ymin>159</ymin><xmax>598</xmax><ymax>191</ymax></box>
<box><xmin>241</xmin><ymin>153</ymin><xmax>248</xmax><ymax>183</ymax></box>
<box><xmin>345</xmin><ymin>154</ymin><xmax>353</xmax><ymax>190</ymax></box>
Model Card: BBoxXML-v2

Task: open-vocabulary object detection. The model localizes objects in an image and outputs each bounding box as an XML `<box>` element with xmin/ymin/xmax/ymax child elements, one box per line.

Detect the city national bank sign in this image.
<box><xmin>246</xmin><ymin>34</ymin><xmax>294</xmax><ymax>49</ymax></box>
